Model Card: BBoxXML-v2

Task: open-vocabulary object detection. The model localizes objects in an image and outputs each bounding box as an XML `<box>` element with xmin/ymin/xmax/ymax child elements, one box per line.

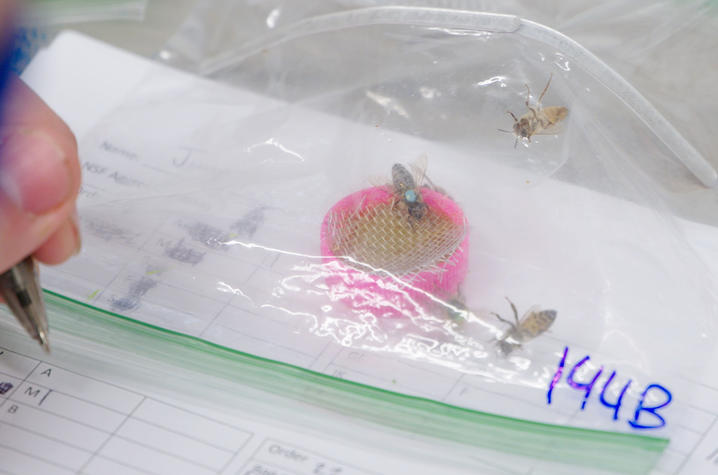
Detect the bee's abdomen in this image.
<box><xmin>392</xmin><ymin>163</ymin><xmax>415</xmax><ymax>190</ymax></box>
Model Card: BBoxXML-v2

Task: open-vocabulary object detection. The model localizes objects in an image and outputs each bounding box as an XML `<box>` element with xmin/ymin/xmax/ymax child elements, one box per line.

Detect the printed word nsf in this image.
<box><xmin>547</xmin><ymin>346</ymin><xmax>672</xmax><ymax>430</ymax></box>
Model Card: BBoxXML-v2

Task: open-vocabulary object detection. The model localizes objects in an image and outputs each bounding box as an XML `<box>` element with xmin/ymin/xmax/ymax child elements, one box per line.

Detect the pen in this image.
<box><xmin>0</xmin><ymin>7</ymin><xmax>51</xmax><ymax>352</ymax></box>
<box><xmin>0</xmin><ymin>257</ymin><xmax>49</xmax><ymax>352</ymax></box>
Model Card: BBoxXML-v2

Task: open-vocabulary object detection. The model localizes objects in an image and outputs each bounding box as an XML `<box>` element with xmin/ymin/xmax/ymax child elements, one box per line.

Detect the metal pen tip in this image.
<box><xmin>1</xmin><ymin>257</ymin><xmax>51</xmax><ymax>354</ymax></box>
<box><xmin>37</xmin><ymin>329</ymin><xmax>50</xmax><ymax>353</ymax></box>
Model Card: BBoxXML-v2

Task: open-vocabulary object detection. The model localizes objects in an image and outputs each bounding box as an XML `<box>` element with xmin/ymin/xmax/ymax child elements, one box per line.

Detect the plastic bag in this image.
<box><xmin>162</xmin><ymin>0</ymin><xmax>718</xmax><ymax>220</ymax></box>
<box><xmin>22</xmin><ymin>0</ymin><xmax>147</xmax><ymax>26</ymax></box>
<box><xmin>45</xmin><ymin>7</ymin><xmax>718</xmax><ymax>472</ymax></box>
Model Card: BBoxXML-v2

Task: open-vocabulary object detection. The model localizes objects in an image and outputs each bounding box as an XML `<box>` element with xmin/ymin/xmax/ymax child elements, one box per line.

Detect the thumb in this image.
<box><xmin>0</xmin><ymin>76</ymin><xmax>81</xmax><ymax>272</ymax></box>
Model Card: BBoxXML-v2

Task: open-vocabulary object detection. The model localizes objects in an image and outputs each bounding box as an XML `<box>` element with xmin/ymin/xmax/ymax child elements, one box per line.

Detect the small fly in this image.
<box><xmin>387</xmin><ymin>155</ymin><xmax>431</xmax><ymax>229</ymax></box>
<box><xmin>499</xmin><ymin>74</ymin><xmax>569</xmax><ymax>148</ymax></box>
<box><xmin>491</xmin><ymin>297</ymin><xmax>557</xmax><ymax>355</ymax></box>
<box><xmin>392</xmin><ymin>163</ymin><xmax>426</xmax><ymax>223</ymax></box>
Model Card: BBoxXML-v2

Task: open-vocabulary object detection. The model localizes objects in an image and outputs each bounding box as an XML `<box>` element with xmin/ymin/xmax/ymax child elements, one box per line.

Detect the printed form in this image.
<box><xmin>9</xmin><ymin>32</ymin><xmax>718</xmax><ymax>474</ymax></box>
<box><xmin>0</xmin><ymin>334</ymin><xmax>463</xmax><ymax>475</ymax></box>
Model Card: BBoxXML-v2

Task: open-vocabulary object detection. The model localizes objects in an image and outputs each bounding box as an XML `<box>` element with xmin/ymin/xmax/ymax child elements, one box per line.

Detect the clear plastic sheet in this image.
<box><xmin>53</xmin><ymin>7</ymin><xmax>717</xmax><ymax>449</ymax></box>
<box><xmin>161</xmin><ymin>0</ymin><xmax>718</xmax><ymax>223</ymax></box>
<box><xmin>22</xmin><ymin>0</ymin><xmax>147</xmax><ymax>26</ymax></box>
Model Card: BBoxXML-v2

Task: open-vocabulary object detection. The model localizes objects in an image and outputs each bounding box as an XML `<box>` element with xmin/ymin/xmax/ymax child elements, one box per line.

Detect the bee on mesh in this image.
<box><xmin>376</xmin><ymin>154</ymin><xmax>434</xmax><ymax>230</ymax></box>
<box><xmin>491</xmin><ymin>297</ymin><xmax>557</xmax><ymax>355</ymax></box>
<box><xmin>499</xmin><ymin>73</ymin><xmax>569</xmax><ymax>148</ymax></box>
<box><xmin>391</xmin><ymin>163</ymin><xmax>427</xmax><ymax>227</ymax></box>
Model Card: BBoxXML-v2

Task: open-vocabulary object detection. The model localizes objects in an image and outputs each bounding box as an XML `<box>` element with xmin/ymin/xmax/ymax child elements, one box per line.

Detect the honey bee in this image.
<box><xmin>499</xmin><ymin>74</ymin><xmax>569</xmax><ymax>148</ymax></box>
<box><xmin>491</xmin><ymin>297</ymin><xmax>557</xmax><ymax>355</ymax></box>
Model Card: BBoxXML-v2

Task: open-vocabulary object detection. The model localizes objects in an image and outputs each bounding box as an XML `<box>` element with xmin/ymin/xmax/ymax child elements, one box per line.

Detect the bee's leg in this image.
<box><xmin>528</xmin><ymin>106</ymin><xmax>539</xmax><ymax>121</ymax></box>
<box><xmin>513</xmin><ymin>136</ymin><xmax>518</xmax><ymax>148</ymax></box>
<box><xmin>423</xmin><ymin>174</ymin><xmax>439</xmax><ymax>192</ymax></box>
<box><xmin>409</xmin><ymin>211</ymin><xmax>420</xmax><ymax>231</ymax></box>
<box><xmin>491</xmin><ymin>312</ymin><xmax>516</xmax><ymax>331</ymax></box>
<box><xmin>538</xmin><ymin>73</ymin><xmax>553</xmax><ymax>104</ymax></box>
<box><xmin>506</xmin><ymin>111</ymin><xmax>518</xmax><ymax>123</ymax></box>
<box><xmin>524</xmin><ymin>84</ymin><xmax>532</xmax><ymax>109</ymax></box>
<box><xmin>405</xmin><ymin>216</ymin><xmax>415</xmax><ymax>231</ymax></box>
<box><xmin>504</xmin><ymin>297</ymin><xmax>520</xmax><ymax>326</ymax></box>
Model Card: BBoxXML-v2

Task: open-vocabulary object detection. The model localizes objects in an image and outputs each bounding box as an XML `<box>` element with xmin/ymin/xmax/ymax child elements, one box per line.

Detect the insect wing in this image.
<box><xmin>518</xmin><ymin>308</ymin><xmax>557</xmax><ymax>340</ymax></box>
<box><xmin>532</xmin><ymin>106</ymin><xmax>568</xmax><ymax>135</ymax></box>
<box><xmin>369</xmin><ymin>174</ymin><xmax>392</xmax><ymax>189</ymax></box>
<box><xmin>544</xmin><ymin>106</ymin><xmax>568</xmax><ymax>124</ymax></box>
<box><xmin>408</xmin><ymin>153</ymin><xmax>428</xmax><ymax>189</ymax></box>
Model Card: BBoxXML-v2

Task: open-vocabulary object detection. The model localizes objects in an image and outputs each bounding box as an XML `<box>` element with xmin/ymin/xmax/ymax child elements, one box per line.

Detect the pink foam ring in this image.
<box><xmin>320</xmin><ymin>186</ymin><xmax>469</xmax><ymax>319</ymax></box>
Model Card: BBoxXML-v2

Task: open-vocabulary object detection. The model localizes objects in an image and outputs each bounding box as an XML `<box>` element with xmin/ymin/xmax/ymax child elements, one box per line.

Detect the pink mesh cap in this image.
<box><xmin>320</xmin><ymin>186</ymin><xmax>469</xmax><ymax>319</ymax></box>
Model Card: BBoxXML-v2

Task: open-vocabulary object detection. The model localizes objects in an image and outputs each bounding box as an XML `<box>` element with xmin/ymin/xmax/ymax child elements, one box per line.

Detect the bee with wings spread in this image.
<box><xmin>500</xmin><ymin>74</ymin><xmax>569</xmax><ymax>148</ymax></box>
<box><xmin>492</xmin><ymin>297</ymin><xmax>557</xmax><ymax>355</ymax></box>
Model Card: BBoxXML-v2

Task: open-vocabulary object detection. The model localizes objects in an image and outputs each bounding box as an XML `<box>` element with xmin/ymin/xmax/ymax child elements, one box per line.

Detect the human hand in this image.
<box><xmin>0</xmin><ymin>69</ymin><xmax>82</xmax><ymax>273</ymax></box>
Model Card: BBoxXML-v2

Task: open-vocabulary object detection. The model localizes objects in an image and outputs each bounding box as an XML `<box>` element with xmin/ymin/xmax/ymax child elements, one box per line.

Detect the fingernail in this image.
<box><xmin>0</xmin><ymin>131</ymin><xmax>72</xmax><ymax>214</ymax></box>
<box><xmin>71</xmin><ymin>209</ymin><xmax>82</xmax><ymax>255</ymax></box>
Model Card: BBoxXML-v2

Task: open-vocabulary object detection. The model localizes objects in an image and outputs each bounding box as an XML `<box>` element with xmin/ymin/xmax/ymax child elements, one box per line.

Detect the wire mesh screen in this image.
<box><xmin>326</xmin><ymin>192</ymin><xmax>466</xmax><ymax>279</ymax></box>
